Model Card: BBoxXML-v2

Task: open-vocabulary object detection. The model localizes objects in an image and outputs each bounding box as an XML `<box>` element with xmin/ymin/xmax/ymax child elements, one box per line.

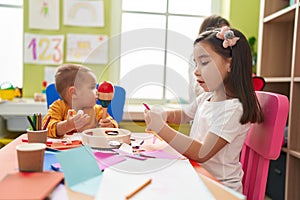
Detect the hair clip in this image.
<box><xmin>216</xmin><ymin>26</ymin><xmax>240</xmax><ymax>48</ymax></box>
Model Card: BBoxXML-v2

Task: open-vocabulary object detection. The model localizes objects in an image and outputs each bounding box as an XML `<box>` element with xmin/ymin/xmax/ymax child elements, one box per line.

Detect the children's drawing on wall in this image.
<box><xmin>24</xmin><ymin>33</ymin><xmax>64</xmax><ymax>65</ymax></box>
<box><xmin>28</xmin><ymin>0</ymin><xmax>60</xmax><ymax>30</ymax></box>
<box><xmin>66</xmin><ymin>34</ymin><xmax>108</xmax><ymax>64</ymax></box>
<box><xmin>63</xmin><ymin>0</ymin><xmax>105</xmax><ymax>27</ymax></box>
<box><xmin>44</xmin><ymin>66</ymin><xmax>57</xmax><ymax>84</ymax></box>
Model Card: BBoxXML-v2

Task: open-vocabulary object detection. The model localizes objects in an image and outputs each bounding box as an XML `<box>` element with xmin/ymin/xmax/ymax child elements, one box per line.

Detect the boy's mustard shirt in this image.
<box><xmin>43</xmin><ymin>99</ymin><xmax>118</xmax><ymax>138</ymax></box>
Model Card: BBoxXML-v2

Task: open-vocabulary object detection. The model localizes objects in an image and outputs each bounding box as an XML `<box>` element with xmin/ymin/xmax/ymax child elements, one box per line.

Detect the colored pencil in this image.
<box><xmin>27</xmin><ymin>116</ymin><xmax>36</xmax><ymax>131</ymax></box>
<box><xmin>43</xmin><ymin>116</ymin><xmax>51</xmax><ymax>130</ymax></box>
<box><xmin>125</xmin><ymin>179</ymin><xmax>152</xmax><ymax>199</ymax></box>
<box><xmin>143</xmin><ymin>103</ymin><xmax>163</xmax><ymax>141</ymax></box>
<box><xmin>143</xmin><ymin>103</ymin><xmax>151</xmax><ymax>110</ymax></box>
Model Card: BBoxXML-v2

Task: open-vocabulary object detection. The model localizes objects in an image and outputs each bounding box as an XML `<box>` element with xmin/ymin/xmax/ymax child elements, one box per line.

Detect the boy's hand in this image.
<box><xmin>67</xmin><ymin>109</ymin><xmax>90</xmax><ymax>131</ymax></box>
<box><xmin>99</xmin><ymin>118</ymin><xmax>115</xmax><ymax>128</ymax></box>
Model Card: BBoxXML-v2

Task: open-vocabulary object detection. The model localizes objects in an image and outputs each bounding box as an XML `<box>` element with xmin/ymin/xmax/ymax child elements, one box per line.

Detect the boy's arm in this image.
<box><xmin>43</xmin><ymin>101</ymin><xmax>77</xmax><ymax>138</ymax></box>
<box><xmin>95</xmin><ymin>105</ymin><xmax>118</xmax><ymax>128</ymax></box>
<box><xmin>105</xmin><ymin>115</ymin><xmax>118</xmax><ymax>128</ymax></box>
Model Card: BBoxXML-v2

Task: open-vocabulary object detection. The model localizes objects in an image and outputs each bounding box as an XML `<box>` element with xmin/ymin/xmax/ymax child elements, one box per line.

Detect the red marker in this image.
<box><xmin>143</xmin><ymin>103</ymin><xmax>150</xmax><ymax>110</ymax></box>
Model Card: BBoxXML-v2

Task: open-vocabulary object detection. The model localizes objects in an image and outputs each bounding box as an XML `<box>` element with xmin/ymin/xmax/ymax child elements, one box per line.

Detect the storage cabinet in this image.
<box><xmin>257</xmin><ymin>1</ymin><xmax>300</xmax><ymax>199</ymax></box>
<box><xmin>266</xmin><ymin>152</ymin><xmax>286</xmax><ymax>200</ymax></box>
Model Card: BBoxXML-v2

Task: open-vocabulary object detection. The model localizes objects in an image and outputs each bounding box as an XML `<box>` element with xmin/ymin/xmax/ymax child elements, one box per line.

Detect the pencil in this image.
<box><xmin>38</xmin><ymin>113</ymin><xmax>42</xmax><ymax>130</ymax></box>
<box><xmin>27</xmin><ymin>116</ymin><xmax>36</xmax><ymax>131</ymax></box>
<box><xmin>143</xmin><ymin>103</ymin><xmax>151</xmax><ymax>110</ymax></box>
<box><xmin>143</xmin><ymin>103</ymin><xmax>163</xmax><ymax>141</ymax></box>
<box><xmin>43</xmin><ymin>116</ymin><xmax>51</xmax><ymax>130</ymax></box>
<box><xmin>33</xmin><ymin>113</ymin><xmax>36</xmax><ymax>131</ymax></box>
<box><xmin>125</xmin><ymin>179</ymin><xmax>152</xmax><ymax>199</ymax></box>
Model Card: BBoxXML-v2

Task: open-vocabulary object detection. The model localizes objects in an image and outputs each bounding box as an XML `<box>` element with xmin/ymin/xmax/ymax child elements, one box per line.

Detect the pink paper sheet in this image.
<box><xmin>140</xmin><ymin>149</ymin><xmax>181</xmax><ymax>159</ymax></box>
<box><xmin>94</xmin><ymin>151</ymin><xmax>126</xmax><ymax>170</ymax></box>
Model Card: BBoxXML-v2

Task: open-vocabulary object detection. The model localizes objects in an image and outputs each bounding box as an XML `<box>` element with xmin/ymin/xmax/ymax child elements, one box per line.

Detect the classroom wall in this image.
<box><xmin>22</xmin><ymin>0</ymin><xmax>260</xmax><ymax>98</ymax></box>
<box><xmin>227</xmin><ymin>0</ymin><xmax>260</xmax><ymax>50</ymax></box>
<box><xmin>22</xmin><ymin>0</ymin><xmax>114</xmax><ymax>98</ymax></box>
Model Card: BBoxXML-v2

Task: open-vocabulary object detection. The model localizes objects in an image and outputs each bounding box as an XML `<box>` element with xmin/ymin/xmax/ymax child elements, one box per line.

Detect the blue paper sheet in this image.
<box><xmin>44</xmin><ymin>151</ymin><xmax>60</xmax><ymax>171</ymax></box>
<box><xmin>56</xmin><ymin>146</ymin><xmax>102</xmax><ymax>196</ymax></box>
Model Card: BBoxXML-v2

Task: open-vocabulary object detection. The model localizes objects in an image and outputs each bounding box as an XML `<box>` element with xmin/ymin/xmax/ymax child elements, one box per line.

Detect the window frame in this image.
<box><xmin>119</xmin><ymin>0</ymin><xmax>213</xmax><ymax>103</ymax></box>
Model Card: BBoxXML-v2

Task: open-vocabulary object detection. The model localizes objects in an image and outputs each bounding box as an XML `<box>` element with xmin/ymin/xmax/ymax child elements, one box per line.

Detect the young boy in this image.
<box><xmin>43</xmin><ymin>63</ymin><xmax>118</xmax><ymax>138</ymax></box>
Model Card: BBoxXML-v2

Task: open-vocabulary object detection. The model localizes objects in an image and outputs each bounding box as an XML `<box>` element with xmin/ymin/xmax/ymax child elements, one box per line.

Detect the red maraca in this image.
<box><xmin>97</xmin><ymin>81</ymin><xmax>114</xmax><ymax>119</ymax></box>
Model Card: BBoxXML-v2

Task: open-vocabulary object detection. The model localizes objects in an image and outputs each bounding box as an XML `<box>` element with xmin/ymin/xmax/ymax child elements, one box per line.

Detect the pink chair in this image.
<box><xmin>240</xmin><ymin>91</ymin><xmax>289</xmax><ymax>200</ymax></box>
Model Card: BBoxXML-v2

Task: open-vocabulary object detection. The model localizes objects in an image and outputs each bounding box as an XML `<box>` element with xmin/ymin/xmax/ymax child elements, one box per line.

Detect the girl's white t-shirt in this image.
<box><xmin>184</xmin><ymin>92</ymin><xmax>250</xmax><ymax>192</ymax></box>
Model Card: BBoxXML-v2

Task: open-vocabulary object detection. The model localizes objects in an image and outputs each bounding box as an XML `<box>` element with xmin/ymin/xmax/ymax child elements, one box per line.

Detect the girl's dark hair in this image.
<box><xmin>199</xmin><ymin>15</ymin><xmax>230</xmax><ymax>34</ymax></box>
<box><xmin>194</xmin><ymin>28</ymin><xmax>263</xmax><ymax>124</ymax></box>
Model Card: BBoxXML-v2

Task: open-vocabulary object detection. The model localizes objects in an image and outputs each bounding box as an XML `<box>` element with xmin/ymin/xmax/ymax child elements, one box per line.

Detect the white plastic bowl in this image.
<box><xmin>80</xmin><ymin>128</ymin><xmax>131</xmax><ymax>149</ymax></box>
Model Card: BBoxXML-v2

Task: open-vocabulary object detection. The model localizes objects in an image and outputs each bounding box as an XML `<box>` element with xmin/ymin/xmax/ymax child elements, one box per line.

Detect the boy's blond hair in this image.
<box><xmin>55</xmin><ymin>63</ymin><xmax>92</xmax><ymax>99</ymax></box>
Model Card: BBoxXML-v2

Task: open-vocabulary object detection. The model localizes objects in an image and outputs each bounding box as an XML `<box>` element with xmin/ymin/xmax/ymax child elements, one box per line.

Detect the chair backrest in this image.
<box><xmin>252</xmin><ymin>76</ymin><xmax>266</xmax><ymax>91</ymax></box>
<box><xmin>45</xmin><ymin>83</ymin><xmax>61</xmax><ymax>109</ymax></box>
<box><xmin>240</xmin><ymin>91</ymin><xmax>289</xmax><ymax>200</ymax></box>
<box><xmin>45</xmin><ymin>83</ymin><xmax>126</xmax><ymax>123</ymax></box>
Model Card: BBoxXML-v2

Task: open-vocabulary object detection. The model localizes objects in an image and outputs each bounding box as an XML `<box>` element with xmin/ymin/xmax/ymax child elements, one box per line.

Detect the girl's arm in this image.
<box><xmin>166</xmin><ymin>109</ymin><xmax>193</xmax><ymax>124</ymax></box>
<box><xmin>159</xmin><ymin>124</ymin><xmax>227</xmax><ymax>162</ymax></box>
<box><xmin>145</xmin><ymin>109</ymin><xmax>227</xmax><ymax>162</ymax></box>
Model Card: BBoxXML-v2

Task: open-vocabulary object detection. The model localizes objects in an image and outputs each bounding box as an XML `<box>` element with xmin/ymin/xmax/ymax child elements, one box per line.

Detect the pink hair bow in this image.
<box><xmin>216</xmin><ymin>26</ymin><xmax>240</xmax><ymax>48</ymax></box>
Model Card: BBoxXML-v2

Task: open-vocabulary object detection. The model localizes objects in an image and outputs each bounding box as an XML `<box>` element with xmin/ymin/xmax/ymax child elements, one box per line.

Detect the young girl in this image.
<box><xmin>189</xmin><ymin>15</ymin><xmax>230</xmax><ymax>102</ymax></box>
<box><xmin>43</xmin><ymin>64</ymin><xmax>118</xmax><ymax>138</ymax></box>
<box><xmin>144</xmin><ymin>26</ymin><xmax>264</xmax><ymax>192</ymax></box>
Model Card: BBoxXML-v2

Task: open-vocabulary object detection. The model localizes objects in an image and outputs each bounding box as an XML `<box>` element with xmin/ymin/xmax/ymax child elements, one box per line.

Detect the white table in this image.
<box><xmin>0</xmin><ymin>98</ymin><xmax>47</xmax><ymax>132</ymax></box>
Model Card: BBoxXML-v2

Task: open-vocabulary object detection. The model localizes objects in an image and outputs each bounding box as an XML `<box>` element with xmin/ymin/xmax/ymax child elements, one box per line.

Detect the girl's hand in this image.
<box><xmin>144</xmin><ymin>108</ymin><xmax>167</xmax><ymax>133</ymax></box>
<box><xmin>99</xmin><ymin>118</ymin><xmax>115</xmax><ymax>128</ymax></box>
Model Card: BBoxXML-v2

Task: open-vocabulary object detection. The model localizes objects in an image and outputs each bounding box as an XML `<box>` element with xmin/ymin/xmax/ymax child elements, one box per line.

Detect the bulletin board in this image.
<box><xmin>23</xmin><ymin>0</ymin><xmax>115</xmax><ymax>97</ymax></box>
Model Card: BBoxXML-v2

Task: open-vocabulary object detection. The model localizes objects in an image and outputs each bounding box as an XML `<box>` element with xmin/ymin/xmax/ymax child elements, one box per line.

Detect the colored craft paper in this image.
<box><xmin>96</xmin><ymin>159</ymin><xmax>215</xmax><ymax>200</ymax></box>
<box><xmin>44</xmin><ymin>151</ymin><xmax>59</xmax><ymax>171</ymax></box>
<box><xmin>140</xmin><ymin>149</ymin><xmax>181</xmax><ymax>159</ymax></box>
<box><xmin>0</xmin><ymin>172</ymin><xmax>64</xmax><ymax>200</ymax></box>
<box><xmin>113</xmin><ymin>148</ymin><xmax>147</xmax><ymax>160</ymax></box>
<box><xmin>56</xmin><ymin>146</ymin><xmax>102</xmax><ymax>196</ymax></box>
<box><xmin>94</xmin><ymin>151</ymin><xmax>126</xmax><ymax>170</ymax></box>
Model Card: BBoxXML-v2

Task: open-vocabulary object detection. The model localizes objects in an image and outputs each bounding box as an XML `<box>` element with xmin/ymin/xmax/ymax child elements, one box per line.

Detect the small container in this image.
<box><xmin>27</xmin><ymin>128</ymin><xmax>48</xmax><ymax>144</ymax></box>
<box><xmin>16</xmin><ymin>143</ymin><xmax>46</xmax><ymax>172</ymax></box>
<box><xmin>81</xmin><ymin>128</ymin><xmax>131</xmax><ymax>149</ymax></box>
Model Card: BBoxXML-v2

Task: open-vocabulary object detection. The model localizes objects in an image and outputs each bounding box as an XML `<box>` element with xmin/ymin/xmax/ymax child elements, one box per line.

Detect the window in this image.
<box><xmin>119</xmin><ymin>0</ymin><xmax>212</xmax><ymax>102</ymax></box>
<box><xmin>0</xmin><ymin>0</ymin><xmax>23</xmax><ymax>88</ymax></box>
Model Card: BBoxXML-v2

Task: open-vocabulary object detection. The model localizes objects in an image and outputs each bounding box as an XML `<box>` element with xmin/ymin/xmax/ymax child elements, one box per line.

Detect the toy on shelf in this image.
<box><xmin>97</xmin><ymin>81</ymin><xmax>114</xmax><ymax>119</ymax></box>
<box><xmin>34</xmin><ymin>81</ymin><xmax>47</xmax><ymax>102</ymax></box>
<box><xmin>42</xmin><ymin>81</ymin><xmax>47</xmax><ymax>94</ymax></box>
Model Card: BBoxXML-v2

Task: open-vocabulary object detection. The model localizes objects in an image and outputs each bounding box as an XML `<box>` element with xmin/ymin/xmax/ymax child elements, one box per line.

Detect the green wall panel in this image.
<box><xmin>23</xmin><ymin>0</ymin><xmax>113</xmax><ymax>97</ymax></box>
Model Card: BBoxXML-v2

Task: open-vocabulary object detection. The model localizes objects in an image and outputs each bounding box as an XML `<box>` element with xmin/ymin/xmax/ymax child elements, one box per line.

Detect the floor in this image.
<box><xmin>265</xmin><ymin>195</ymin><xmax>272</xmax><ymax>200</ymax></box>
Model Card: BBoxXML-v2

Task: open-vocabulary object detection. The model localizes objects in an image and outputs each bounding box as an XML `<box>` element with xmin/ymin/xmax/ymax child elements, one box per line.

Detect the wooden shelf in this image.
<box><xmin>258</xmin><ymin>1</ymin><xmax>300</xmax><ymax>199</ymax></box>
<box><xmin>264</xmin><ymin>4</ymin><xmax>296</xmax><ymax>23</ymax></box>
<box><xmin>290</xmin><ymin>150</ymin><xmax>300</xmax><ymax>159</ymax></box>
<box><xmin>264</xmin><ymin>77</ymin><xmax>292</xmax><ymax>82</ymax></box>
<box><xmin>293</xmin><ymin>77</ymin><xmax>300</xmax><ymax>82</ymax></box>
